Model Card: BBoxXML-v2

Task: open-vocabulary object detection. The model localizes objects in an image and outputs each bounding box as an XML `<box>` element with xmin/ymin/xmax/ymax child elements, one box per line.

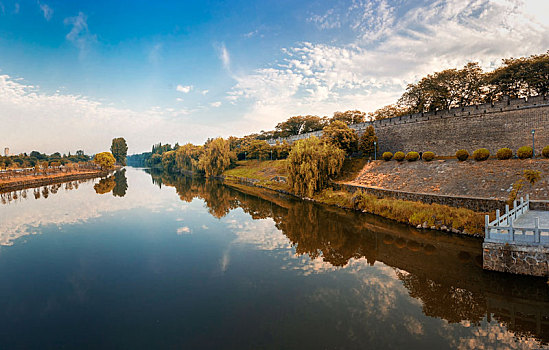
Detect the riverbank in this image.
<box><xmin>221</xmin><ymin>160</ymin><xmax>488</xmax><ymax>236</ymax></box>
<box><xmin>0</xmin><ymin>169</ymin><xmax>109</xmax><ymax>193</ymax></box>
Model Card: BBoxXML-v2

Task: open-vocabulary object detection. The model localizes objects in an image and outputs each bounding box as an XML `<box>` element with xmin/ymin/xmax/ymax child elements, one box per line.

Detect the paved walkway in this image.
<box><xmin>513</xmin><ymin>211</ymin><xmax>549</xmax><ymax>228</ymax></box>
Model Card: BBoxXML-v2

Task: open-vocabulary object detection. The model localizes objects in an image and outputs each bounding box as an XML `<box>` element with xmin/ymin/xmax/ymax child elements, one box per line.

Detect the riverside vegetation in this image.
<box><xmin>126</xmin><ymin>52</ymin><xmax>549</xmax><ymax>237</ymax></box>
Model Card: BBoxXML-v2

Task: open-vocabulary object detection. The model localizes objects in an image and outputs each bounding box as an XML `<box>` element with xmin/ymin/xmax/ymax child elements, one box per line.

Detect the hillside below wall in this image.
<box><xmin>268</xmin><ymin>95</ymin><xmax>549</xmax><ymax>156</ymax></box>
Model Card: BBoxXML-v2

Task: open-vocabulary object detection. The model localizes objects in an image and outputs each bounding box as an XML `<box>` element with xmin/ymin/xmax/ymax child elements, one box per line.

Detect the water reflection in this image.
<box><xmin>151</xmin><ymin>171</ymin><xmax>549</xmax><ymax>346</ymax></box>
<box><xmin>1</xmin><ymin>179</ymin><xmax>89</xmax><ymax>205</ymax></box>
<box><xmin>94</xmin><ymin>170</ymin><xmax>128</xmax><ymax>197</ymax></box>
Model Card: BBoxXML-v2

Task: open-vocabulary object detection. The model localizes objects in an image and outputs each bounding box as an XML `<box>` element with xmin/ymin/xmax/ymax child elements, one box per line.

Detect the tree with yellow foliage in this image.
<box><xmin>94</xmin><ymin>152</ymin><xmax>116</xmax><ymax>170</ymax></box>
<box><xmin>287</xmin><ymin>137</ymin><xmax>345</xmax><ymax>197</ymax></box>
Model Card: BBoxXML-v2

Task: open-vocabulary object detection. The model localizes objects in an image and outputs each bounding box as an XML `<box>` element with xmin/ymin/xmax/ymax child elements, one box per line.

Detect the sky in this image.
<box><xmin>0</xmin><ymin>0</ymin><xmax>548</xmax><ymax>155</ymax></box>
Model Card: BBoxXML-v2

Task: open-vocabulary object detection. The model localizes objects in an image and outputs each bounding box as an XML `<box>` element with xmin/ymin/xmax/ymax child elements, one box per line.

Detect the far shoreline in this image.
<box><xmin>0</xmin><ymin>169</ymin><xmax>110</xmax><ymax>193</ymax></box>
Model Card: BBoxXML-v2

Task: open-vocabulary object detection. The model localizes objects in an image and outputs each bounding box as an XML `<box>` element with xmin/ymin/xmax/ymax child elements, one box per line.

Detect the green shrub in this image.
<box><xmin>517</xmin><ymin>146</ymin><xmax>533</xmax><ymax>159</ymax></box>
<box><xmin>405</xmin><ymin>152</ymin><xmax>419</xmax><ymax>161</ymax></box>
<box><xmin>394</xmin><ymin>151</ymin><xmax>405</xmax><ymax>162</ymax></box>
<box><xmin>456</xmin><ymin>149</ymin><xmax>469</xmax><ymax>161</ymax></box>
<box><xmin>496</xmin><ymin>148</ymin><xmax>513</xmax><ymax>160</ymax></box>
<box><xmin>382</xmin><ymin>152</ymin><xmax>393</xmax><ymax>161</ymax></box>
<box><xmin>422</xmin><ymin>151</ymin><xmax>435</xmax><ymax>161</ymax></box>
<box><xmin>472</xmin><ymin>148</ymin><xmax>490</xmax><ymax>161</ymax></box>
<box><xmin>542</xmin><ymin>146</ymin><xmax>549</xmax><ymax>159</ymax></box>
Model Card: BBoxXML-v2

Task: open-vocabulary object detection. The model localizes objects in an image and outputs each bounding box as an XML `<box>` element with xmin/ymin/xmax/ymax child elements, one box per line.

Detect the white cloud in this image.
<box><xmin>176</xmin><ymin>84</ymin><xmax>193</xmax><ymax>93</ymax></box>
<box><xmin>64</xmin><ymin>12</ymin><xmax>97</xmax><ymax>57</ymax></box>
<box><xmin>201</xmin><ymin>89</ymin><xmax>209</xmax><ymax>95</ymax></box>
<box><xmin>218</xmin><ymin>43</ymin><xmax>230</xmax><ymax>71</ymax></box>
<box><xmin>0</xmin><ymin>74</ymin><xmax>225</xmax><ymax>154</ymax></box>
<box><xmin>210</xmin><ymin>101</ymin><xmax>221</xmax><ymax>107</ymax></box>
<box><xmin>38</xmin><ymin>2</ymin><xmax>53</xmax><ymax>20</ymax></box>
<box><xmin>177</xmin><ymin>226</ymin><xmax>191</xmax><ymax>234</ymax></box>
<box><xmin>227</xmin><ymin>0</ymin><xmax>549</xmax><ymax>131</ymax></box>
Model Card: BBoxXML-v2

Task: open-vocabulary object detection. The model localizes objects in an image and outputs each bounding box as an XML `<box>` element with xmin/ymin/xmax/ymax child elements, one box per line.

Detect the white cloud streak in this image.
<box><xmin>38</xmin><ymin>1</ymin><xmax>53</xmax><ymax>20</ymax></box>
<box><xmin>64</xmin><ymin>12</ymin><xmax>97</xmax><ymax>57</ymax></box>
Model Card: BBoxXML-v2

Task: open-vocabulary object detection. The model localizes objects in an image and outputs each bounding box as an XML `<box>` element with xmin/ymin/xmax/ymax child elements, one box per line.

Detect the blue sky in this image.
<box><xmin>1</xmin><ymin>0</ymin><xmax>548</xmax><ymax>154</ymax></box>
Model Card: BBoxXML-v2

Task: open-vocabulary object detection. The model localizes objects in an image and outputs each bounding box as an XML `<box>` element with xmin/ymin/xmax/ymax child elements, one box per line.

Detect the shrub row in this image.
<box><xmin>456</xmin><ymin>146</ymin><xmax>548</xmax><ymax>161</ymax></box>
<box><xmin>382</xmin><ymin>151</ymin><xmax>436</xmax><ymax>162</ymax></box>
<box><xmin>380</xmin><ymin>145</ymin><xmax>549</xmax><ymax>163</ymax></box>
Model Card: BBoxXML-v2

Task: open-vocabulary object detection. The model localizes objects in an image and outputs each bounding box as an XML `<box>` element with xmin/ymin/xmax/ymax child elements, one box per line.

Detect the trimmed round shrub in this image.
<box><xmin>394</xmin><ymin>151</ymin><xmax>405</xmax><ymax>162</ymax></box>
<box><xmin>456</xmin><ymin>149</ymin><xmax>469</xmax><ymax>161</ymax></box>
<box><xmin>405</xmin><ymin>151</ymin><xmax>419</xmax><ymax>161</ymax></box>
<box><xmin>422</xmin><ymin>151</ymin><xmax>435</xmax><ymax>162</ymax></box>
<box><xmin>473</xmin><ymin>148</ymin><xmax>490</xmax><ymax>161</ymax></box>
<box><xmin>517</xmin><ymin>146</ymin><xmax>533</xmax><ymax>159</ymax></box>
<box><xmin>542</xmin><ymin>146</ymin><xmax>549</xmax><ymax>159</ymax></box>
<box><xmin>382</xmin><ymin>152</ymin><xmax>393</xmax><ymax>161</ymax></box>
<box><xmin>496</xmin><ymin>148</ymin><xmax>513</xmax><ymax>160</ymax></box>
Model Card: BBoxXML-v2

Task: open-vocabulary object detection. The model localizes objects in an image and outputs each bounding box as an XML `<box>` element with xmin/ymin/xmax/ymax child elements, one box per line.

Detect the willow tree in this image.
<box><xmin>198</xmin><ymin>137</ymin><xmax>234</xmax><ymax>177</ymax></box>
<box><xmin>287</xmin><ymin>137</ymin><xmax>345</xmax><ymax>197</ymax></box>
<box><xmin>175</xmin><ymin>143</ymin><xmax>203</xmax><ymax>173</ymax></box>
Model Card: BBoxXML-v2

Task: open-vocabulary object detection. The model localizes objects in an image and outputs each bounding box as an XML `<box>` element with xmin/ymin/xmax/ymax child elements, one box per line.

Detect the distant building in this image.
<box><xmin>3</xmin><ymin>147</ymin><xmax>8</xmax><ymax>157</ymax></box>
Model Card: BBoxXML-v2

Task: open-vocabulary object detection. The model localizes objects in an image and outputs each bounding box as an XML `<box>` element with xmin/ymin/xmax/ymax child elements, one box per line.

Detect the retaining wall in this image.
<box><xmin>334</xmin><ymin>182</ymin><xmax>549</xmax><ymax>213</ymax></box>
<box><xmin>483</xmin><ymin>242</ymin><xmax>549</xmax><ymax>277</ymax></box>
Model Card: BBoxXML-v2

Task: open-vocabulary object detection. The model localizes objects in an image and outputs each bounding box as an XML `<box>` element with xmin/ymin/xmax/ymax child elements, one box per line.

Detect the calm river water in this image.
<box><xmin>1</xmin><ymin>167</ymin><xmax>549</xmax><ymax>349</ymax></box>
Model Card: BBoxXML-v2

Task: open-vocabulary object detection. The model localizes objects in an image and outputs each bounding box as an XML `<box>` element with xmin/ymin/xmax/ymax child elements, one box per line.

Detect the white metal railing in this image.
<box><xmin>484</xmin><ymin>195</ymin><xmax>549</xmax><ymax>245</ymax></box>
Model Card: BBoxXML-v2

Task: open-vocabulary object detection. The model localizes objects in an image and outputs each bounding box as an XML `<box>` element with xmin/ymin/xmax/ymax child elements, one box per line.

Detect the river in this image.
<box><xmin>1</xmin><ymin>167</ymin><xmax>548</xmax><ymax>349</ymax></box>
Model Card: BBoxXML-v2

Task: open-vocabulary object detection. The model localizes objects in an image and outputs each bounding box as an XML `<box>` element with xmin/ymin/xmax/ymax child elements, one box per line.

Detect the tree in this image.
<box><xmin>198</xmin><ymin>137</ymin><xmax>235</xmax><ymax>177</ymax></box>
<box><xmin>175</xmin><ymin>143</ymin><xmax>203</xmax><ymax>173</ymax></box>
<box><xmin>161</xmin><ymin>150</ymin><xmax>177</xmax><ymax>173</ymax></box>
<box><xmin>244</xmin><ymin>139</ymin><xmax>271</xmax><ymax>160</ymax></box>
<box><xmin>331</xmin><ymin>110</ymin><xmax>366</xmax><ymax>125</ymax></box>
<box><xmin>486</xmin><ymin>52</ymin><xmax>549</xmax><ymax>100</ymax></box>
<box><xmin>367</xmin><ymin>103</ymin><xmax>411</xmax><ymax>120</ymax></box>
<box><xmin>287</xmin><ymin>137</ymin><xmax>345</xmax><ymax>197</ymax></box>
<box><xmin>110</xmin><ymin>137</ymin><xmax>128</xmax><ymax>165</ymax></box>
<box><xmin>359</xmin><ymin>125</ymin><xmax>378</xmax><ymax>158</ymax></box>
<box><xmin>94</xmin><ymin>152</ymin><xmax>116</xmax><ymax>170</ymax></box>
<box><xmin>321</xmin><ymin>120</ymin><xmax>358</xmax><ymax>155</ymax></box>
<box><xmin>275</xmin><ymin>115</ymin><xmax>326</xmax><ymax>137</ymax></box>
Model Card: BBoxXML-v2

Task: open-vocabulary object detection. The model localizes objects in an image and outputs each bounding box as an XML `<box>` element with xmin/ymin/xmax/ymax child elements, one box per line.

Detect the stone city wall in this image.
<box><xmin>268</xmin><ymin>95</ymin><xmax>549</xmax><ymax>156</ymax></box>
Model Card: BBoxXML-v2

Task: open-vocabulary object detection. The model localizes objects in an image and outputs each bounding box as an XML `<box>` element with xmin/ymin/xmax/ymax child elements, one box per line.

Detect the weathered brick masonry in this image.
<box><xmin>268</xmin><ymin>95</ymin><xmax>549</xmax><ymax>156</ymax></box>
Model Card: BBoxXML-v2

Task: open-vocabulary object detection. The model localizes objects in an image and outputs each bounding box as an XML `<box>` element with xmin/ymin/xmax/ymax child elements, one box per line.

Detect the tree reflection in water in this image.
<box><xmin>150</xmin><ymin>170</ymin><xmax>549</xmax><ymax>345</ymax></box>
<box><xmin>1</xmin><ymin>179</ymin><xmax>94</xmax><ymax>205</ymax></box>
<box><xmin>94</xmin><ymin>170</ymin><xmax>128</xmax><ymax>197</ymax></box>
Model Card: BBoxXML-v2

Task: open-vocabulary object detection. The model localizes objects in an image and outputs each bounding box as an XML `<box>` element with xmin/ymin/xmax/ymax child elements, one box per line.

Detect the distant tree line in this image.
<box><xmin>0</xmin><ymin>150</ymin><xmax>90</xmax><ymax>169</ymax></box>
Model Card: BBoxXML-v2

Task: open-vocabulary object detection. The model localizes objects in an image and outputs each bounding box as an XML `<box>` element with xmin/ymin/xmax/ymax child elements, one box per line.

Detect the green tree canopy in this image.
<box><xmin>275</xmin><ymin>115</ymin><xmax>326</xmax><ymax>137</ymax></box>
<box><xmin>321</xmin><ymin>120</ymin><xmax>358</xmax><ymax>155</ymax></box>
<box><xmin>331</xmin><ymin>110</ymin><xmax>366</xmax><ymax>125</ymax></box>
<box><xmin>359</xmin><ymin>125</ymin><xmax>378</xmax><ymax>158</ymax></box>
<box><xmin>110</xmin><ymin>137</ymin><xmax>128</xmax><ymax>165</ymax></box>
